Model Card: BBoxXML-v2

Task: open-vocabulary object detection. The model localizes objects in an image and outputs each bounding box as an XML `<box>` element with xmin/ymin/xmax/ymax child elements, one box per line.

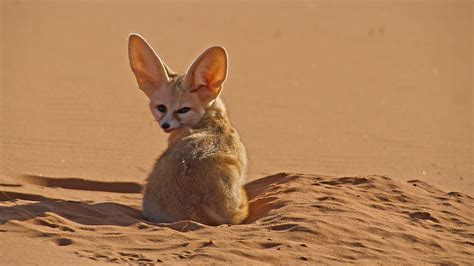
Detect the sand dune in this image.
<box><xmin>1</xmin><ymin>173</ymin><xmax>473</xmax><ymax>264</ymax></box>
<box><xmin>1</xmin><ymin>1</ymin><xmax>472</xmax><ymax>264</ymax></box>
<box><xmin>1</xmin><ymin>1</ymin><xmax>472</xmax><ymax>194</ymax></box>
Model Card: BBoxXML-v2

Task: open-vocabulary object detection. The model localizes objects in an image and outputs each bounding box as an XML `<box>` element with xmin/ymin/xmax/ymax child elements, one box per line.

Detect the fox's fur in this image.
<box><xmin>128</xmin><ymin>34</ymin><xmax>248</xmax><ymax>225</ymax></box>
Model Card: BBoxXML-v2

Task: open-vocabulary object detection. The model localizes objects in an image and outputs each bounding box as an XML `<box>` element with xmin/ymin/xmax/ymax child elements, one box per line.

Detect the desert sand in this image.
<box><xmin>1</xmin><ymin>1</ymin><xmax>472</xmax><ymax>265</ymax></box>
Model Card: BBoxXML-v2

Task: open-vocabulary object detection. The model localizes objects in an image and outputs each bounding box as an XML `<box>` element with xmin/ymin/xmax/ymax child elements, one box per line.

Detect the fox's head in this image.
<box><xmin>128</xmin><ymin>34</ymin><xmax>227</xmax><ymax>133</ymax></box>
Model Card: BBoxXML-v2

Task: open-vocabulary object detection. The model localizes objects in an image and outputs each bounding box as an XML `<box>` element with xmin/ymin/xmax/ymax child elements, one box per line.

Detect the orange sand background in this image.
<box><xmin>1</xmin><ymin>1</ymin><xmax>472</xmax><ymax>264</ymax></box>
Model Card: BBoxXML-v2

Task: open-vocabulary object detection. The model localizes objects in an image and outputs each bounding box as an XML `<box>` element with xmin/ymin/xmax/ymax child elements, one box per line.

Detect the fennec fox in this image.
<box><xmin>128</xmin><ymin>34</ymin><xmax>248</xmax><ymax>225</ymax></box>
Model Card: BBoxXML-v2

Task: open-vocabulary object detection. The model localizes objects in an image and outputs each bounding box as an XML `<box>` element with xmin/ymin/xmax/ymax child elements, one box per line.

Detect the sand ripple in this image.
<box><xmin>1</xmin><ymin>173</ymin><xmax>472</xmax><ymax>264</ymax></box>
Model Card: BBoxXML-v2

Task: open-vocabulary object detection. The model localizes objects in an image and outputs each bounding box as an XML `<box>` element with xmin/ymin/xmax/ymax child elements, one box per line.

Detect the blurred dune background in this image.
<box><xmin>1</xmin><ymin>0</ymin><xmax>472</xmax><ymax>193</ymax></box>
<box><xmin>0</xmin><ymin>0</ymin><xmax>472</xmax><ymax>264</ymax></box>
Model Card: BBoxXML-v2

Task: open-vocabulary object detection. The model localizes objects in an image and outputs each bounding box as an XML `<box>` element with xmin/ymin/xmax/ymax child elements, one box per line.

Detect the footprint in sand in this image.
<box><xmin>409</xmin><ymin>212</ymin><xmax>440</xmax><ymax>223</ymax></box>
<box><xmin>53</xmin><ymin>238</ymin><xmax>73</xmax><ymax>246</ymax></box>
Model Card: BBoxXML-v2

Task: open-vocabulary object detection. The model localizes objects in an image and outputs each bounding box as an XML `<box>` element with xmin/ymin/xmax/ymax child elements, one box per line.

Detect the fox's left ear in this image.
<box><xmin>128</xmin><ymin>34</ymin><xmax>170</xmax><ymax>98</ymax></box>
<box><xmin>184</xmin><ymin>46</ymin><xmax>228</xmax><ymax>102</ymax></box>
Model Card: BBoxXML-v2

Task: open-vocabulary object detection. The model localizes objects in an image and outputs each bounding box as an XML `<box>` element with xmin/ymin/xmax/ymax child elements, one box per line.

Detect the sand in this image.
<box><xmin>1</xmin><ymin>173</ymin><xmax>473</xmax><ymax>264</ymax></box>
<box><xmin>1</xmin><ymin>1</ymin><xmax>472</xmax><ymax>265</ymax></box>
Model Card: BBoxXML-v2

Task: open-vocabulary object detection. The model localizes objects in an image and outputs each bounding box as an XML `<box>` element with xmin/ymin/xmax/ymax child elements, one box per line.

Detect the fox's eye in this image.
<box><xmin>156</xmin><ymin>104</ymin><xmax>166</xmax><ymax>113</ymax></box>
<box><xmin>177</xmin><ymin>107</ymin><xmax>191</xmax><ymax>114</ymax></box>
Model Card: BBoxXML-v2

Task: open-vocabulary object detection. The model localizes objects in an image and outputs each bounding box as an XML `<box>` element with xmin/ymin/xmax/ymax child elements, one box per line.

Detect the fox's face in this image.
<box><xmin>128</xmin><ymin>34</ymin><xmax>227</xmax><ymax>133</ymax></box>
<box><xmin>148</xmin><ymin>78</ymin><xmax>206</xmax><ymax>132</ymax></box>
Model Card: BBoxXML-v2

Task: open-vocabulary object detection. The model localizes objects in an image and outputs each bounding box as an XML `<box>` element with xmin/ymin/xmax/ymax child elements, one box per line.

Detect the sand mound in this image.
<box><xmin>1</xmin><ymin>173</ymin><xmax>472</xmax><ymax>264</ymax></box>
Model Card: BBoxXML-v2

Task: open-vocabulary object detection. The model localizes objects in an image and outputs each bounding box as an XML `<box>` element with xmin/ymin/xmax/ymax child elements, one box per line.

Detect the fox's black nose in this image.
<box><xmin>161</xmin><ymin>123</ymin><xmax>170</xmax><ymax>130</ymax></box>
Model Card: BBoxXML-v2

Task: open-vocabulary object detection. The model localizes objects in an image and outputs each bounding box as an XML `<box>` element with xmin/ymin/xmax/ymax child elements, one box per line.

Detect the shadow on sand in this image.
<box><xmin>0</xmin><ymin>173</ymin><xmax>295</xmax><ymax>230</ymax></box>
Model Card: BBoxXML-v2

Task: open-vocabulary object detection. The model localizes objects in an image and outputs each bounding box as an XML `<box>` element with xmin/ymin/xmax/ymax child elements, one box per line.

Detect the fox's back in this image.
<box><xmin>143</xmin><ymin>99</ymin><xmax>248</xmax><ymax>224</ymax></box>
<box><xmin>128</xmin><ymin>34</ymin><xmax>248</xmax><ymax>225</ymax></box>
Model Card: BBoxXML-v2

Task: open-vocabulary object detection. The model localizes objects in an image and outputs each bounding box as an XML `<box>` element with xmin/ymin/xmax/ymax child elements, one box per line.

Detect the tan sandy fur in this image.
<box><xmin>128</xmin><ymin>34</ymin><xmax>248</xmax><ymax>225</ymax></box>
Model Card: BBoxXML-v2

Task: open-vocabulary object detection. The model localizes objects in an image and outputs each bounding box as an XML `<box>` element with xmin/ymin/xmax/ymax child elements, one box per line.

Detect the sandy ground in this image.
<box><xmin>1</xmin><ymin>0</ymin><xmax>472</xmax><ymax>265</ymax></box>
<box><xmin>1</xmin><ymin>173</ymin><xmax>473</xmax><ymax>264</ymax></box>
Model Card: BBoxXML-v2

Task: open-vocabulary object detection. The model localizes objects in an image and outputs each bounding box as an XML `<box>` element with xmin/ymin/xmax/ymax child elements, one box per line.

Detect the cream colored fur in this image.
<box><xmin>128</xmin><ymin>33</ymin><xmax>248</xmax><ymax>225</ymax></box>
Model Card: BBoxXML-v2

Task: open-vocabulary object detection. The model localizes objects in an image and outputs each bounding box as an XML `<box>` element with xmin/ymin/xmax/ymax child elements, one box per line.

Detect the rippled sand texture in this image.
<box><xmin>1</xmin><ymin>173</ymin><xmax>473</xmax><ymax>264</ymax></box>
<box><xmin>1</xmin><ymin>1</ymin><xmax>472</xmax><ymax>265</ymax></box>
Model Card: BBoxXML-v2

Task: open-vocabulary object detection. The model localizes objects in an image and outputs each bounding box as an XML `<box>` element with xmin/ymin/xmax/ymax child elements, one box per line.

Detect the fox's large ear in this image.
<box><xmin>128</xmin><ymin>34</ymin><xmax>170</xmax><ymax>98</ymax></box>
<box><xmin>184</xmin><ymin>46</ymin><xmax>227</xmax><ymax>102</ymax></box>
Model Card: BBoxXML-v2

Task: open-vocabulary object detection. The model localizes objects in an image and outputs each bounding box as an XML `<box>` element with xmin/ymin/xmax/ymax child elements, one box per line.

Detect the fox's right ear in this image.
<box><xmin>184</xmin><ymin>46</ymin><xmax>227</xmax><ymax>103</ymax></box>
<box><xmin>128</xmin><ymin>34</ymin><xmax>170</xmax><ymax>98</ymax></box>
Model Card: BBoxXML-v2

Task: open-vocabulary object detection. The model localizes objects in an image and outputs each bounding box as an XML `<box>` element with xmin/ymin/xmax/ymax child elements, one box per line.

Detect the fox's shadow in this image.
<box><xmin>0</xmin><ymin>174</ymin><xmax>145</xmax><ymax>226</ymax></box>
<box><xmin>0</xmin><ymin>173</ymin><xmax>291</xmax><ymax>229</ymax></box>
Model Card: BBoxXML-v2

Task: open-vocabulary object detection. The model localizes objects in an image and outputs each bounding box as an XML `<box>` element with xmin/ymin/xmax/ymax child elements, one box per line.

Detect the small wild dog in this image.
<box><xmin>128</xmin><ymin>34</ymin><xmax>248</xmax><ymax>225</ymax></box>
